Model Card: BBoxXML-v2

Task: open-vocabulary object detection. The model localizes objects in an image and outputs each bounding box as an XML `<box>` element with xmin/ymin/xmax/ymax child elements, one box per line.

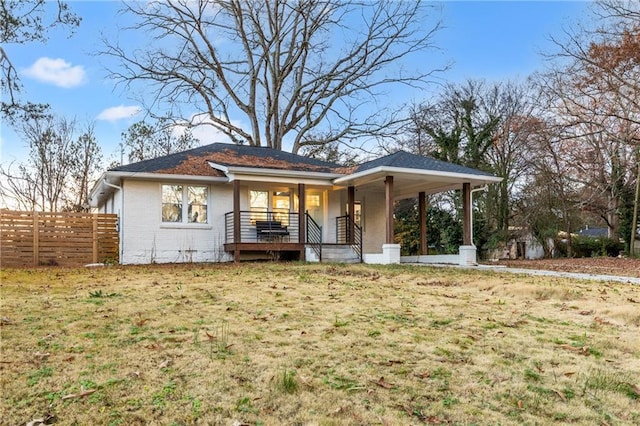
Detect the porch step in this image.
<box><xmin>320</xmin><ymin>245</ymin><xmax>361</xmax><ymax>263</ymax></box>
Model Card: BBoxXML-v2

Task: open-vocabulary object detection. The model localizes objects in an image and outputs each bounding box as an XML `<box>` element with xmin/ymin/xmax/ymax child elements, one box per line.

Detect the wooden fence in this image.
<box><xmin>1</xmin><ymin>210</ymin><xmax>119</xmax><ymax>267</ymax></box>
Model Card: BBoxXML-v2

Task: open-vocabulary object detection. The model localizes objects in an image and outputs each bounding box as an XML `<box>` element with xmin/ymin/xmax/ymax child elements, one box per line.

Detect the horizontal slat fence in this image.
<box><xmin>1</xmin><ymin>210</ymin><xmax>119</xmax><ymax>267</ymax></box>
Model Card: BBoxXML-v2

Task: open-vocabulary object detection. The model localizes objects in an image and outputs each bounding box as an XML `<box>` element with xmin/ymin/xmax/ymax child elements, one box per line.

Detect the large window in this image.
<box><xmin>249</xmin><ymin>189</ymin><xmax>291</xmax><ymax>225</ymax></box>
<box><xmin>162</xmin><ymin>184</ymin><xmax>208</xmax><ymax>224</ymax></box>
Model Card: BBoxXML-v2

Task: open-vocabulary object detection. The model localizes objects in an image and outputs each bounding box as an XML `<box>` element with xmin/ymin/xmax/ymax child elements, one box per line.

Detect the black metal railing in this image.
<box><xmin>335</xmin><ymin>214</ymin><xmax>362</xmax><ymax>262</ymax></box>
<box><xmin>224</xmin><ymin>210</ymin><xmax>299</xmax><ymax>243</ymax></box>
<box><xmin>306</xmin><ymin>212</ymin><xmax>322</xmax><ymax>261</ymax></box>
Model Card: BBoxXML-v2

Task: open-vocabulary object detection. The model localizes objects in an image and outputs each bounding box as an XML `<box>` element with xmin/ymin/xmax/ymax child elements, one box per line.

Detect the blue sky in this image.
<box><xmin>1</xmin><ymin>1</ymin><xmax>590</xmax><ymax>165</ymax></box>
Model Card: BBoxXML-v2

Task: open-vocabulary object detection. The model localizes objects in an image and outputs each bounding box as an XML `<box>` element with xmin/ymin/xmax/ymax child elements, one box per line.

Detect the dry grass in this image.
<box><xmin>1</xmin><ymin>263</ymin><xmax>639</xmax><ymax>425</ymax></box>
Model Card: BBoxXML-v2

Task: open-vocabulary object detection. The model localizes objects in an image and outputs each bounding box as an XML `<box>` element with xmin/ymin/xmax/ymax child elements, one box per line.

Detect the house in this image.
<box><xmin>576</xmin><ymin>226</ymin><xmax>609</xmax><ymax>239</ymax></box>
<box><xmin>485</xmin><ymin>228</ymin><xmax>548</xmax><ymax>260</ymax></box>
<box><xmin>89</xmin><ymin>143</ymin><xmax>501</xmax><ymax>265</ymax></box>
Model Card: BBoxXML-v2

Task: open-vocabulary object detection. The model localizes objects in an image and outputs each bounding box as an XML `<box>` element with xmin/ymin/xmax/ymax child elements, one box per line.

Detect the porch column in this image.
<box><xmin>347</xmin><ymin>186</ymin><xmax>355</xmax><ymax>244</ymax></box>
<box><xmin>462</xmin><ymin>182</ymin><xmax>471</xmax><ymax>246</ymax></box>
<box><xmin>385</xmin><ymin>176</ymin><xmax>394</xmax><ymax>244</ymax></box>
<box><xmin>233</xmin><ymin>179</ymin><xmax>241</xmax><ymax>262</ymax></box>
<box><xmin>298</xmin><ymin>183</ymin><xmax>306</xmax><ymax>244</ymax></box>
<box><xmin>419</xmin><ymin>191</ymin><xmax>427</xmax><ymax>255</ymax></box>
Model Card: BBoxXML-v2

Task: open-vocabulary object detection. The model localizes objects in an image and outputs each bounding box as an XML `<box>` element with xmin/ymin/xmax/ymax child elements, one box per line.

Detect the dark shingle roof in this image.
<box><xmin>110</xmin><ymin>145</ymin><xmax>496</xmax><ymax>180</ymax></box>
<box><xmin>354</xmin><ymin>151</ymin><xmax>494</xmax><ymax>177</ymax></box>
<box><xmin>110</xmin><ymin>143</ymin><xmax>343</xmax><ymax>175</ymax></box>
<box><xmin>577</xmin><ymin>227</ymin><xmax>609</xmax><ymax>238</ymax></box>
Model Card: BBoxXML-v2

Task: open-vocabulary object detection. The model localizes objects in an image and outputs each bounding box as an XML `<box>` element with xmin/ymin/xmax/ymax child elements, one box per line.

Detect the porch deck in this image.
<box><xmin>223</xmin><ymin>211</ymin><xmax>360</xmax><ymax>262</ymax></box>
<box><xmin>223</xmin><ymin>242</ymin><xmax>306</xmax><ymax>261</ymax></box>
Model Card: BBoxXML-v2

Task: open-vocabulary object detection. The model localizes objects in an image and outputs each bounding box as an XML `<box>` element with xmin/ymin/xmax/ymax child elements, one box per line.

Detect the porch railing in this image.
<box><xmin>224</xmin><ymin>210</ymin><xmax>299</xmax><ymax>243</ymax></box>
<box><xmin>306</xmin><ymin>212</ymin><xmax>322</xmax><ymax>261</ymax></box>
<box><xmin>336</xmin><ymin>214</ymin><xmax>363</xmax><ymax>262</ymax></box>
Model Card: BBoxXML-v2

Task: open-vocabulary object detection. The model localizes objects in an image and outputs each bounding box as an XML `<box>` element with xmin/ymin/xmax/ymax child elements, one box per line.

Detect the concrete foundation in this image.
<box><xmin>363</xmin><ymin>243</ymin><xmax>401</xmax><ymax>264</ymax></box>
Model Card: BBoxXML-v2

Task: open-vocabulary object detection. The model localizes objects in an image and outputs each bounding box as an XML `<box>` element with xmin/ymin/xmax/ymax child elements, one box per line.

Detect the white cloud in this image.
<box><xmin>23</xmin><ymin>57</ymin><xmax>87</xmax><ymax>88</ymax></box>
<box><xmin>188</xmin><ymin>113</ymin><xmax>240</xmax><ymax>145</ymax></box>
<box><xmin>96</xmin><ymin>105</ymin><xmax>142</xmax><ymax>122</ymax></box>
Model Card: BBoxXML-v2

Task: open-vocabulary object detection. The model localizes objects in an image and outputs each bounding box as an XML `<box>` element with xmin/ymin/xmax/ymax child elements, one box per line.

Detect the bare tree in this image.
<box><xmin>1</xmin><ymin>0</ymin><xmax>80</xmax><ymax>121</ymax></box>
<box><xmin>102</xmin><ymin>0</ymin><xmax>443</xmax><ymax>153</ymax></box>
<box><xmin>0</xmin><ymin>116</ymin><xmax>102</xmax><ymax>211</ymax></box>
<box><xmin>401</xmin><ymin>80</ymin><xmax>539</xmax><ymax>236</ymax></box>
<box><xmin>536</xmin><ymin>0</ymin><xmax>640</xmax><ymax>245</ymax></box>
<box><xmin>120</xmin><ymin>119</ymin><xmax>200</xmax><ymax>164</ymax></box>
<box><xmin>515</xmin><ymin>115</ymin><xmax>585</xmax><ymax>257</ymax></box>
<box><xmin>69</xmin><ymin>123</ymin><xmax>102</xmax><ymax>211</ymax></box>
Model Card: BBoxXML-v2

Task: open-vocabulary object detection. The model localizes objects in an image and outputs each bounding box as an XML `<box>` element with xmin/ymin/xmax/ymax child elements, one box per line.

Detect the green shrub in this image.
<box><xmin>557</xmin><ymin>236</ymin><xmax>624</xmax><ymax>258</ymax></box>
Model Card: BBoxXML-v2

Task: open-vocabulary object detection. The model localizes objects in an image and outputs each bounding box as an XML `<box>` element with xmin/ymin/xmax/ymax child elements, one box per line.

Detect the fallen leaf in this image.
<box><xmin>61</xmin><ymin>389</ymin><xmax>97</xmax><ymax>400</ymax></box>
<box><xmin>33</xmin><ymin>352</ymin><xmax>51</xmax><ymax>359</ymax></box>
<box><xmin>553</xmin><ymin>388</ymin><xmax>567</xmax><ymax>402</ymax></box>
<box><xmin>371</xmin><ymin>377</ymin><xmax>395</xmax><ymax>389</ymax></box>
<box><xmin>594</xmin><ymin>317</ymin><xmax>614</xmax><ymax>326</ymax></box>
<box><xmin>626</xmin><ymin>383</ymin><xmax>640</xmax><ymax>396</ymax></box>
<box><xmin>379</xmin><ymin>359</ymin><xmax>403</xmax><ymax>366</ymax></box>
<box><xmin>517</xmin><ymin>400</ymin><xmax>523</xmax><ymax>410</ymax></box>
<box><xmin>145</xmin><ymin>343</ymin><xmax>164</xmax><ymax>350</ymax></box>
<box><xmin>557</xmin><ymin>344</ymin><xmax>590</xmax><ymax>355</ymax></box>
<box><xmin>579</xmin><ymin>310</ymin><xmax>594</xmax><ymax>316</ymax></box>
<box><xmin>564</xmin><ymin>371</ymin><xmax>576</xmax><ymax>377</ymax></box>
<box><xmin>158</xmin><ymin>358</ymin><xmax>172</xmax><ymax>369</ymax></box>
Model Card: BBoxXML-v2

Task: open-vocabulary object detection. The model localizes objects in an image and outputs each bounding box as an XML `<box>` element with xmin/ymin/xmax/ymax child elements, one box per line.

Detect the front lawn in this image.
<box><xmin>1</xmin><ymin>263</ymin><xmax>638</xmax><ymax>425</ymax></box>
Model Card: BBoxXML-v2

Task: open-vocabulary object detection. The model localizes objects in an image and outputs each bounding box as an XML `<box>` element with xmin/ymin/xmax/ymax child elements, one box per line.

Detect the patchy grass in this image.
<box><xmin>1</xmin><ymin>263</ymin><xmax>639</xmax><ymax>425</ymax></box>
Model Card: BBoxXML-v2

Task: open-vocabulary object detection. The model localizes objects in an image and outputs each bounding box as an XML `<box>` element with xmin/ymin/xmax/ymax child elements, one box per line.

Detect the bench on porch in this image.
<box><xmin>255</xmin><ymin>220</ymin><xmax>290</xmax><ymax>242</ymax></box>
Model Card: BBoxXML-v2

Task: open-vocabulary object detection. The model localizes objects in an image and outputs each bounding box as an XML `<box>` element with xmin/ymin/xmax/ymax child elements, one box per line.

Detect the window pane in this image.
<box><xmin>272</xmin><ymin>192</ymin><xmax>290</xmax><ymax>225</ymax></box>
<box><xmin>162</xmin><ymin>185</ymin><xmax>182</xmax><ymax>222</ymax></box>
<box><xmin>250</xmin><ymin>190</ymin><xmax>268</xmax><ymax>209</ymax></box>
<box><xmin>250</xmin><ymin>190</ymin><xmax>269</xmax><ymax>222</ymax></box>
<box><xmin>188</xmin><ymin>186</ymin><xmax>208</xmax><ymax>223</ymax></box>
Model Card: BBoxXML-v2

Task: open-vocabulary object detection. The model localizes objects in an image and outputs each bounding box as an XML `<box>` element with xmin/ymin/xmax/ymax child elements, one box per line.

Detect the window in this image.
<box><xmin>250</xmin><ymin>190</ymin><xmax>269</xmax><ymax>222</ymax></box>
<box><xmin>346</xmin><ymin>201</ymin><xmax>362</xmax><ymax>226</ymax></box>
<box><xmin>249</xmin><ymin>189</ymin><xmax>292</xmax><ymax>225</ymax></box>
<box><xmin>162</xmin><ymin>184</ymin><xmax>208</xmax><ymax>224</ymax></box>
<box><xmin>162</xmin><ymin>185</ymin><xmax>183</xmax><ymax>222</ymax></box>
<box><xmin>188</xmin><ymin>186</ymin><xmax>208</xmax><ymax>223</ymax></box>
<box><xmin>272</xmin><ymin>191</ymin><xmax>290</xmax><ymax>225</ymax></box>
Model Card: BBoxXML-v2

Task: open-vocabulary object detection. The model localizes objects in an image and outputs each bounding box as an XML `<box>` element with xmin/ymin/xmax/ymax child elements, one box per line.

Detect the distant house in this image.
<box><xmin>89</xmin><ymin>143</ymin><xmax>500</xmax><ymax>265</ymax></box>
<box><xmin>485</xmin><ymin>227</ymin><xmax>548</xmax><ymax>260</ymax></box>
<box><xmin>576</xmin><ymin>226</ymin><xmax>609</xmax><ymax>239</ymax></box>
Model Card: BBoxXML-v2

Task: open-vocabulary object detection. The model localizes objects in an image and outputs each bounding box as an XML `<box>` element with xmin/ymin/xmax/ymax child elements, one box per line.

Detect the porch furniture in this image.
<box><xmin>255</xmin><ymin>220</ymin><xmax>290</xmax><ymax>242</ymax></box>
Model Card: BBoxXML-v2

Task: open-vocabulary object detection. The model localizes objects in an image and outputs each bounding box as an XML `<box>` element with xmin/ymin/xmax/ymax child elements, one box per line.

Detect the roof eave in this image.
<box><xmin>333</xmin><ymin>166</ymin><xmax>502</xmax><ymax>185</ymax></box>
<box><xmin>223</xmin><ymin>165</ymin><xmax>344</xmax><ymax>181</ymax></box>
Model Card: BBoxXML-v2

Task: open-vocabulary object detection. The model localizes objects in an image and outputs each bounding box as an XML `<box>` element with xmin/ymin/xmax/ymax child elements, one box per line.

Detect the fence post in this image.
<box><xmin>93</xmin><ymin>214</ymin><xmax>99</xmax><ymax>263</ymax></box>
<box><xmin>33</xmin><ymin>211</ymin><xmax>39</xmax><ymax>266</ymax></box>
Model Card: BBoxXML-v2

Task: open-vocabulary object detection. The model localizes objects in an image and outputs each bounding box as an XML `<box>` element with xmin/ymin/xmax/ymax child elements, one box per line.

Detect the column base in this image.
<box><xmin>459</xmin><ymin>245</ymin><xmax>477</xmax><ymax>266</ymax></box>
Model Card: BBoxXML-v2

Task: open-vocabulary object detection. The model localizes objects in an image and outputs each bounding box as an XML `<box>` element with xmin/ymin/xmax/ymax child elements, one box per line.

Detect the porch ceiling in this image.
<box><xmin>334</xmin><ymin>167</ymin><xmax>502</xmax><ymax>199</ymax></box>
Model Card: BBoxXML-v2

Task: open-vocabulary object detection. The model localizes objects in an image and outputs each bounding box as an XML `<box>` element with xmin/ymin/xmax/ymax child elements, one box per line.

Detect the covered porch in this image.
<box><xmin>222</xmin><ymin>180</ymin><xmax>363</xmax><ymax>262</ymax></box>
<box><xmin>221</xmin><ymin>150</ymin><xmax>501</xmax><ymax>265</ymax></box>
<box><xmin>332</xmin><ymin>151</ymin><xmax>502</xmax><ymax>266</ymax></box>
